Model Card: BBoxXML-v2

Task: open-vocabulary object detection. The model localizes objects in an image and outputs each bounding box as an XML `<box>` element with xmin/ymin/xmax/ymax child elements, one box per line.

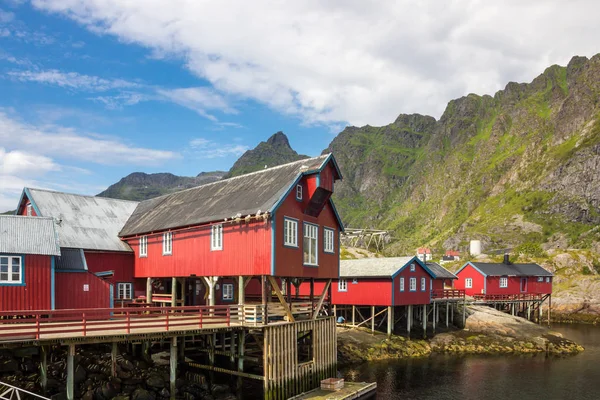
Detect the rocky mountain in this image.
<box><xmin>98</xmin><ymin>171</ymin><xmax>225</xmax><ymax>201</ymax></box>
<box><xmin>226</xmin><ymin>131</ymin><xmax>309</xmax><ymax>178</ymax></box>
<box><xmin>328</xmin><ymin>54</ymin><xmax>600</xmax><ymax>255</ymax></box>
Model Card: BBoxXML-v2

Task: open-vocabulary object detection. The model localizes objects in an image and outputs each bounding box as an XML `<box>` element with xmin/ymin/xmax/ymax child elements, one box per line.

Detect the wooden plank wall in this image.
<box><xmin>263</xmin><ymin>317</ymin><xmax>337</xmax><ymax>400</ymax></box>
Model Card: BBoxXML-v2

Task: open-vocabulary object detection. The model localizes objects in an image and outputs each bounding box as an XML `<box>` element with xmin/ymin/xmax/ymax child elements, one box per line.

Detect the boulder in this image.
<box><xmin>132</xmin><ymin>388</ymin><xmax>156</xmax><ymax>400</ymax></box>
<box><xmin>145</xmin><ymin>373</ymin><xmax>165</xmax><ymax>389</ymax></box>
<box><xmin>0</xmin><ymin>358</ymin><xmax>18</xmax><ymax>372</ymax></box>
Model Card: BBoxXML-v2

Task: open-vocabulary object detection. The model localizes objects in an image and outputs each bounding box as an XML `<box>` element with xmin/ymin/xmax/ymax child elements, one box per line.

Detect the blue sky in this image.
<box><xmin>1</xmin><ymin>1</ymin><xmax>599</xmax><ymax>211</ymax></box>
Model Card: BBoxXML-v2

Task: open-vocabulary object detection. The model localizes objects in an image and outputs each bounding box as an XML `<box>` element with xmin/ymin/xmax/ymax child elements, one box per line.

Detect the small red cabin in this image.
<box><xmin>0</xmin><ymin>215</ymin><xmax>60</xmax><ymax>311</ymax></box>
<box><xmin>455</xmin><ymin>258</ymin><xmax>553</xmax><ymax>297</ymax></box>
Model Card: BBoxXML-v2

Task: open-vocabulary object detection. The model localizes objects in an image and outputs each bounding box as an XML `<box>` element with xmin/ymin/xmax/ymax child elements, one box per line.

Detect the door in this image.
<box><xmin>520</xmin><ymin>278</ymin><xmax>527</xmax><ymax>293</ymax></box>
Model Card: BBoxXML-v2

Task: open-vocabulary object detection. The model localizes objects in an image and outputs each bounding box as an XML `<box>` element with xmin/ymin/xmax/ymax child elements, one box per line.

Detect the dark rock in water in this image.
<box><xmin>117</xmin><ymin>369</ymin><xmax>132</xmax><ymax>379</ymax></box>
<box><xmin>46</xmin><ymin>378</ymin><xmax>61</xmax><ymax>389</ymax></box>
<box><xmin>0</xmin><ymin>358</ymin><xmax>18</xmax><ymax>372</ymax></box>
<box><xmin>132</xmin><ymin>388</ymin><xmax>156</xmax><ymax>400</ymax></box>
<box><xmin>81</xmin><ymin>390</ymin><xmax>94</xmax><ymax>400</ymax></box>
<box><xmin>51</xmin><ymin>392</ymin><xmax>68</xmax><ymax>400</ymax></box>
<box><xmin>120</xmin><ymin>359</ymin><xmax>135</xmax><ymax>372</ymax></box>
<box><xmin>97</xmin><ymin>381</ymin><xmax>120</xmax><ymax>399</ymax></box>
<box><xmin>158</xmin><ymin>388</ymin><xmax>170</xmax><ymax>398</ymax></box>
<box><xmin>74</xmin><ymin>364</ymin><xmax>87</xmax><ymax>384</ymax></box>
<box><xmin>134</xmin><ymin>360</ymin><xmax>150</xmax><ymax>370</ymax></box>
<box><xmin>122</xmin><ymin>377</ymin><xmax>144</xmax><ymax>386</ymax></box>
<box><xmin>113</xmin><ymin>396</ymin><xmax>131</xmax><ymax>400</ymax></box>
<box><xmin>145</xmin><ymin>373</ymin><xmax>165</xmax><ymax>389</ymax></box>
<box><xmin>211</xmin><ymin>383</ymin><xmax>230</xmax><ymax>395</ymax></box>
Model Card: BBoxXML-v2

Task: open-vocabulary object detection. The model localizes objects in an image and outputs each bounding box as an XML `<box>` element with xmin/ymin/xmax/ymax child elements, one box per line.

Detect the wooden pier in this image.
<box><xmin>290</xmin><ymin>382</ymin><xmax>377</xmax><ymax>400</ymax></box>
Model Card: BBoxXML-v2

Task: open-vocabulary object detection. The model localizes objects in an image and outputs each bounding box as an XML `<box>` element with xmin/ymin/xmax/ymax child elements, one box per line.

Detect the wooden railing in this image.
<box><xmin>267</xmin><ymin>302</ymin><xmax>315</xmax><ymax>320</ymax></box>
<box><xmin>472</xmin><ymin>293</ymin><xmax>543</xmax><ymax>301</ymax></box>
<box><xmin>431</xmin><ymin>289</ymin><xmax>466</xmax><ymax>300</ymax></box>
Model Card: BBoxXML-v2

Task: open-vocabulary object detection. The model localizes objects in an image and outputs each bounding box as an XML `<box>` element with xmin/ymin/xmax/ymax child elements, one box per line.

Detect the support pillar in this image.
<box><xmin>446</xmin><ymin>303</ymin><xmax>449</xmax><ymax>327</ymax></box>
<box><xmin>66</xmin><ymin>344</ymin><xmax>75</xmax><ymax>400</ymax></box>
<box><xmin>422</xmin><ymin>304</ymin><xmax>427</xmax><ymax>338</ymax></box>
<box><xmin>548</xmin><ymin>295</ymin><xmax>551</xmax><ymax>327</ymax></box>
<box><xmin>371</xmin><ymin>306</ymin><xmax>375</xmax><ymax>332</ymax></box>
<box><xmin>170</xmin><ymin>337</ymin><xmax>177</xmax><ymax>400</ymax></box>
<box><xmin>237</xmin><ymin>330</ymin><xmax>246</xmax><ymax>391</ymax></box>
<box><xmin>462</xmin><ymin>298</ymin><xmax>466</xmax><ymax>328</ymax></box>
<box><xmin>146</xmin><ymin>277</ymin><xmax>153</xmax><ymax>305</ymax></box>
<box><xmin>407</xmin><ymin>305</ymin><xmax>412</xmax><ymax>337</ymax></box>
<box><xmin>40</xmin><ymin>345</ymin><xmax>48</xmax><ymax>394</ymax></box>
<box><xmin>111</xmin><ymin>342</ymin><xmax>117</xmax><ymax>377</ymax></box>
<box><xmin>171</xmin><ymin>277</ymin><xmax>177</xmax><ymax>308</ymax></box>
<box><xmin>387</xmin><ymin>306</ymin><xmax>393</xmax><ymax>336</ymax></box>
<box><xmin>432</xmin><ymin>302</ymin><xmax>436</xmax><ymax>333</ymax></box>
<box><xmin>352</xmin><ymin>305</ymin><xmax>356</xmax><ymax>326</ymax></box>
<box><xmin>238</xmin><ymin>276</ymin><xmax>245</xmax><ymax>306</ymax></box>
<box><xmin>261</xmin><ymin>276</ymin><xmax>268</xmax><ymax>325</ymax></box>
<box><xmin>333</xmin><ymin>305</ymin><xmax>337</xmax><ymax>320</ymax></box>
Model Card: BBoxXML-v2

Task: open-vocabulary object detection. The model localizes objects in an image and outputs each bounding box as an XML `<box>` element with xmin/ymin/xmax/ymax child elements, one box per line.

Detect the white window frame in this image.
<box><xmin>222</xmin><ymin>283</ymin><xmax>234</xmax><ymax>301</ymax></box>
<box><xmin>465</xmin><ymin>278</ymin><xmax>473</xmax><ymax>288</ymax></box>
<box><xmin>283</xmin><ymin>218</ymin><xmax>298</xmax><ymax>247</ymax></box>
<box><xmin>211</xmin><ymin>224</ymin><xmax>223</xmax><ymax>251</ymax></box>
<box><xmin>296</xmin><ymin>184</ymin><xmax>303</xmax><ymax>200</ymax></box>
<box><xmin>117</xmin><ymin>282</ymin><xmax>133</xmax><ymax>300</ymax></box>
<box><xmin>546</xmin><ymin>277</ymin><xmax>551</xmax><ymax>283</ymax></box>
<box><xmin>400</xmin><ymin>277</ymin><xmax>405</xmax><ymax>292</ymax></box>
<box><xmin>338</xmin><ymin>279</ymin><xmax>348</xmax><ymax>292</ymax></box>
<box><xmin>499</xmin><ymin>277</ymin><xmax>508</xmax><ymax>288</ymax></box>
<box><xmin>537</xmin><ymin>276</ymin><xmax>543</xmax><ymax>282</ymax></box>
<box><xmin>0</xmin><ymin>256</ymin><xmax>23</xmax><ymax>284</ymax></box>
<box><xmin>409</xmin><ymin>277</ymin><xmax>417</xmax><ymax>292</ymax></box>
<box><xmin>410</xmin><ymin>263</ymin><xmax>416</xmax><ymax>272</ymax></box>
<box><xmin>162</xmin><ymin>232</ymin><xmax>173</xmax><ymax>255</ymax></box>
<box><xmin>303</xmin><ymin>223</ymin><xmax>319</xmax><ymax>266</ymax></box>
<box><xmin>139</xmin><ymin>236</ymin><xmax>148</xmax><ymax>257</ymax></box>
<box><xmin>324</xmin><ymin>228</ymin><xmax>335</xmax><ymax>254</ymax></box>
<box><xmin>26</xmin><ymin>204</ymin><xmax>32</xmax><ymax>216</ymax></box>
<box><xmin>421</xmin><ymin>277</ymin><xmax>426</xmax><ymax>292</ymax></box>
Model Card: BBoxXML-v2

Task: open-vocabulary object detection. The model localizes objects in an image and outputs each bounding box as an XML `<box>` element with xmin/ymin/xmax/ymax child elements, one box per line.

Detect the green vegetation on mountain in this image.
<box><xmin>226</xmin><ymin>131</ymin><xmax>309</xmax><ymax>178</ymax></box>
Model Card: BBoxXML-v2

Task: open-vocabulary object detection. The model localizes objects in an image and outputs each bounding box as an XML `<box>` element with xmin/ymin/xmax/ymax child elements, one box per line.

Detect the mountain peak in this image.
<box><xmin>266</xmin><ymin>131</ymin><xmax>291</xmax><ymax>148</ymax></box>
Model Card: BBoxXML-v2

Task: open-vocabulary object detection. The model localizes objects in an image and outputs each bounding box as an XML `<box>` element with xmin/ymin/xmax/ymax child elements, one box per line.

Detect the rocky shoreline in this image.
<box><xmin>337</xmin><ymin>305</ymin><xmax>584</xmax><ymax>366</ymax></box>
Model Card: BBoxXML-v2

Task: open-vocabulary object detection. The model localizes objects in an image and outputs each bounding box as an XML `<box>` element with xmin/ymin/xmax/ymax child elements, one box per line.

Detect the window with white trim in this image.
<box><xmin>537</xmin><ymin>276</ymin><xmax>543</xmax><ymax>282</ymax></box>
<box><xmin>338</xmin><ymin>279</ymin><xmax>348</xmax><ymax>292</ymax></box>
<box><xmin>465</xmin><ymin>278</ymin><xmax>473</xmax><ymax>288</ymax></box>
<box><xmin>499</xmin><ymin>277</ymin><xmax>508</xmax><ymax>288</ymax></box>
<box><xmin>117</xmin><ymin>283</ymin><xmax>133</xmax><ymax>300</ymax></box>
<box><xmin>284</xmin><ymin>218</ymin><xmax>298</xmax><ymax>247</ymax></box>
<box><xmin>296</xmin><ymin>184</ymin><xmax>303</xmax><ymax>200</ymax></box>
<box><xmin>222</xmin><ymin>283</ymin><xmax>234</xmax><ymax>300</ymax></box>
<box><xmin>324</xmin><ymin>228</ymin><xmax>335</xmax><ymax>253</ymax></box>
<box><xmin>421</xmin><ymin>277</ymin><xmax>426</xmax><ymax>291</ymax></box>
<box><xmin>162</xmin><ymin>232</ymin><xmax>172</xmax><ymax>255</ymax></box>
<box><xmin>139</xmin><ymin>236</ymin><xmax>148</xmax><ymax>257</ymax></box>
<box><xmin>303</xmin><ymin>223</ymin><xmax>318</xmax><ymax>266</ymax></box>
<box><xmin>410</xmin><ymin>263</ymin><xmax>416</xmax><ymax>272</ymax></box>
<box><xmin>400</xmin><ymin>277</ymin><xmax>405</xmax><ymax>292</ymax></box>
<box><xmin>409</xmin><ymin>277</ymin><xmax>417</xmax><ymax>291</ymax></box>
<box><xmin>546</xmin><ymin>277</ymin><xmax>551</xmax><ymax>283</ymax></box>
<box><xmin>0</xmin><ymin>256</ymin><xmax>22</xmax><ymax>284</ymax></box>
<box><xmin>26</xmin><ymin>204</ymin><xmax>32</xmax><ymax>216</ymax></box>
<box><xmin>211</xmin><ymin>224</ymin><xmax>223</xmax><ymax>251</ymax></box>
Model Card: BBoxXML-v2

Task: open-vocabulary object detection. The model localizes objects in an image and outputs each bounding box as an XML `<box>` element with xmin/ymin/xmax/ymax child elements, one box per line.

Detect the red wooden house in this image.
<box><xmin>118</xmin><ymin>154</ymin><xmax>343</xmax><ymax>315</ymax></box>
<box><xmin>15</xmin><ymin>188</ymin><xmax>139</xmax><ymax>308</ymax></box>
<box><xmin>426</xmin><ymin>262</ymin><xmax>457</xmax><ymax>293</ymax></box>
<box><xmin>455</xmin><ymin>255</ymin><xmax>553</xmax><ymax>297</ymax></box>
<box><xmin>0</xmin><ymin>215</ymin><xmax>60</xmax><ymax>311</ymax></box>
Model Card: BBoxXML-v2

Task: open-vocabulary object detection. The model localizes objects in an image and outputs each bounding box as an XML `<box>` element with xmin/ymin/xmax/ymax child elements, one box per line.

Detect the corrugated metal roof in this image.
<box><xmin>470</xmin><ymin>262</ymin><xmax>553</xmax><ymax>277</ymax></box>
<box><xmin>55</xmin><ymin>248</ymin><xmax>86</xmax><ymax>270</ymax></box>
<box><xmin>120</xmin><ymin>154</ymin><xmax>332</xmax><ymax>236</ymax></box>
<box><xmin>426</xmin><ymin>262</ymin><xmax>457</xmax><ymax>279</ymax></box>
<box><xmin>0</xmin><ymin>215</ymin><xmax>61</xmax><ymax>256</ymax></box>
<box><xmin>340</xmin><ymin>257</ymin><xmax>415</xmax><ymax>277</ymax></box>
<box><xmin>26</xmin><ymin>188</ymin><xmax>137</xmax><ymax>252</ymax></box>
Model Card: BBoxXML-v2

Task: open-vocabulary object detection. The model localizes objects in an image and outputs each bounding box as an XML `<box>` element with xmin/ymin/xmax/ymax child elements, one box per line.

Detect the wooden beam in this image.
<box><xmin>312</xmin><ymin>279</ymin><xmax>331</xmax><ymax>320</ymax></box>
<box><xmin>66</xmin><ymin>344</ymin><xmax>75</xmax><ymax>400</ymax></box>
<box><xmin>146</xmin><ymin>278</ymin><xmax>153</xmax><ymax>305</ymax></box>
<box><xmin>111</xmin><ymin>342</ymin><xmax>117</xmax><ymax>377</ymax></box>
<box><xmin>40</xmin><ymin>345</ymin><xmax>48</xmax><ymax>394</ymax></box>
<box><xmin>187</xmin><ymin>361</ymin><xmax>265</xmax><ymax>381</ymax></box>
<box><xmin>354</xmin><ymin>308</ymin><xmax>387</xmax><ymax>328</ymax></box>
<box><xmin>267</xmin><ymin>276</ymin><xmax>295</xmax><ymax>322</ymax></box>
<box><xmin>170</xmin><ymin>337</ymin><xmax>177</xmax><ymax>400</ymax></box>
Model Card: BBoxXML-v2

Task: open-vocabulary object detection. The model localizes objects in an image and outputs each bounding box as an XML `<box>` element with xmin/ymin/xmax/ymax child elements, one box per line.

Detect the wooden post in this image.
<box><xmin>237</xmin><ymin>330</ymin><xmax>245</xmax><ymax>391</ymax></box>
<box><xmin>312</xmin><ymin>280</ymin><xmax>331</xmax><ymax>320</ymax></box>
<box><xmin>66</xmin><ymin>344</ymin><xmax>75</xmax><ymax>400</ymax></box>
<box><xmin>238</xmin><ymin>276</ymin><xmax>245</xmax><ymax>305</ymax></box>
<box><xmin>432</xmin><ymin>302</ymin><xmax>436</xmax><ymax>333</ymax></box>
<box><xmin>146</xmin><ymin>277</ymin><xmax>153</xmax><ymax>305</ymax></box>
<box><xmin>171</xmin><ymin>277</ymin><xmax>177</xmax><ymax>308</ymax></box>
<box><xmin>407</xmin><ymin>305</ymin><xmax>412</xmax><ymax>336</ymax></box>
<box><xmin>387</xmin><ymin>306</ymin><xmax>393</xmax><ymax>336</ymax></box>
<box><xmin>203</xmin><ymin>277</ymin><xmax>217</xmax><ymax>307</ymax></box>
<box><xmin>539</xmin><ymin>302</ymin><xmax>543</xmax><ymax>324</ymax></box>
<box><xmin>371</xmin><ymin>306</ymin><xmax>375</xmax><ymax>332</ymax></box>
<box><xmin>309</xmin><ymin>278</ymin><xmax>315</xmax><ymax>308</ymax></box>
<box><xmin>352</xmin><ymin>305</ymin><xmax>356</xmax><ymax>326</ymax></box>
<box><xmin>333</xmin><ymin>304</ymin><xmax>337</xmax><ymax>320</ymax></box>
<box><xmin>446</xmin><ymin>303</ymin><xmax>449</xmax><ymax>327</ymax></box>
<box><xmin>111</xmin><ymin>342</ymin><xmax>117</xmax><ymax>377</ymax></box>
<box><xmin>462</xmin><ymin>298</ymin><xmax>466</xmax><ymax>328</ymax></box>
<box><xmin>422</xmin><ymin>304</ymin><xmax>427</xmax><ymax>338</ymax></box>
<box><xmin>548</xmin><ymin>295</ymin><xmax>551</xmax><ymax>327</ymax></box>
<box><xmin>170</xmin><ymin>337</ymin><xmax>177</xmax><ymax>400</ymax></box>
<box><xmin>327</xmin><ymin>282</ymin><xmax>333</xmax><ymax>315</ymax></box>
<box><xmin>261</xmin><ymin>276</ymin><xmax>268</xmax><ymax>325</ymax></box>
<box><xmin>268</xmin><ymin>276</ymin><xmax>295</xmax><ymax>322</ymax></box>
<box><xmin>40</xmin><ymin>345</ymin><xmax>48</xmax><ymax>394</ymax></box>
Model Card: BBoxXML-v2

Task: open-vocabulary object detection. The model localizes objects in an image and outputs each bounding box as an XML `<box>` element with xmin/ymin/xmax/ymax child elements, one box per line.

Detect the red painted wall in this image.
<box><xmin>0</xmin><ymin>254</ymin><xmax>51</xmax><ymax>312</ymax></box>
<box><xmin>83</xmin><ymin>251</ymin><xmax>144</xmax><ymax>297</ymax></box>
<box><xmin>485</xmin><ymin>276</ymin><xmax>552</xmax><ymax>295</ymax></box>
<box><xmin>528</xmin><ymin>277</ymin><xmax>553</xmax><ymax>294</ymax></box>
<box><xmin>55</xmin><ymin>271</ymin><xmax>112</xmax><ymax>309</ymax></box>
<box><xmin>331</xmin><ymin>278</ymin><xmax>392</xmax><ymax>306</ymax></box>
<box><xmin>455</xmin><ymin>264</ymin><xmax>486</xmax><ymax>296</ymax></box>
<box><xmin>274</xmin><ymin>174</ymin><xmax>339</xmax><ymax>279</ymax></box>
<box><xmin>393</xmin><ymin>263</ymin><xmax>432</xmax><ymax>306</ymax></box>
<box><xmin>128</xmin><ymin>220</ymin><xmax>272</xmax><ymax>278</ymax></box>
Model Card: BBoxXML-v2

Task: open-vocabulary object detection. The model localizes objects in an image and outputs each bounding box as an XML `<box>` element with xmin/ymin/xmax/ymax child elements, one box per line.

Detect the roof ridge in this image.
<box><xmin>136</xmin><ymin>153</ymin><xmax>331</xmax><ymax>204</ymax></box>
<box><xmin>0</xmin><ymin>214</ymin><xmax>55</xmax><ymax>221</ymax></box>
<box><xmin>27</xmin><ymin>187</ymin><xmax>140</xmax><ymax>204</ymax></box>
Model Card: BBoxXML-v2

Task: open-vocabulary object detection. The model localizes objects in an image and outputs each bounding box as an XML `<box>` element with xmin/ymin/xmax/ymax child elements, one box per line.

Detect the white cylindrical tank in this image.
<box><xmin>470</xmin><ymin>240</ymin><xmax>482</xmax><ymax>256</ymax></box>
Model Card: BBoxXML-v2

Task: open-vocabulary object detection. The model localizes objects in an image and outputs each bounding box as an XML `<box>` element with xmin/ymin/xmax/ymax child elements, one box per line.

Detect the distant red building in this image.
<box><xmin>455</xmin><ymin>256</ymin><xmax>553</xmax><ymax>297</ymax></box>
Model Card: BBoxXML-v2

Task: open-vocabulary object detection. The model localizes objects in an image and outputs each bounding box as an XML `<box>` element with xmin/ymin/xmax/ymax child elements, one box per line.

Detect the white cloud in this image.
<box><xmin>189</xmin><ymin>138</ymin><xmax>248</xmax><ymax>159</ymax></box>
<box><xmin>30</xmin><ymin>0</ymin><xmax>600</xmax><ymax>126</ymax></box>
<box><xmin>0</xmin><ymin>8</ymin><xmax>14</xmax><ymax>23</ymax></box>
<box><xmin>0</xmin><ymin>148</ymin><xmax>59</xmax><ymax>175</ymax></box>
<box><xmin>8</xmin><ymin>69</ymin><xmax>141</xmax><ymax>91</ymax></box>
<box><xmin>0</xmin><ymin>111</ymin><xmax>178</xmax><ymax>166</ymax></box>
<box><xmin>157</xmin><ymin>87</ymin><xmax>236</xmax><ymax>121</ymax></box>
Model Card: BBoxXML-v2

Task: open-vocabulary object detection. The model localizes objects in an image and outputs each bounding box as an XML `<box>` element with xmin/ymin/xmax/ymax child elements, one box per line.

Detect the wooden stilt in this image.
<box><xmin>170</xmin><ymin>337</ymin><xmax>177</xmax><ymax>400</ymax></box>
<box><xmin>111</xmin><ymin>342</ymin><xmax>117</xmax><ymax>377</ymax></box>
<box><xmin>237</xmin><ymin>330</ymin><xmax>245</xmax><ymax>391</ymax></box>
<box><xmin>238</xmin><ymin>276</ymin><xmax>245</xmax><ymax>306</ymax></box>
<box><xmin>407</xmin><ymin>305</ymin><xmax>412</xmax><ymax>336</ymax></box>
<box><xmin>352</xmin><ymin>305</ymin><xmax>356</xmax><ymax>326</ymax></box>
<box><xmin>66</xmin><ymin>344</ymin><xmax>75</xmax><ymax>400</ymax></box>
<box><xmin>333</xmin><ymin>304</ymin><xmax>337</xmax><ymax>320</ymax></box>
<box><xmin>371</xmin><ymin>306</ymin><xmax>375</xmax><ymax>332</ymax></box>
<box><xmin>432</xmin><ymin>302</ymin><xmax>436</xmax><ymax>333</ymax></box>
<box><xmin>548</xmin><ymin>295</ymin><xmax>551</xmax><ymax>326</ymax></box>
<box><xmin>387</xmin><ymin>306</ymin><xmax>393</xmax><ymax>336</ymax></box>
<box><xmin>146</xmin><ymin>277</ymin><xmax>153</xmax><ymax>305</ymax></box>
<box><xmin>422</xmin><ymin>304</ymin><xmax>427</xmax><ymax>338</ymax></box>
<box><xmin>171</xmin><ymin>277</ymin><xmax>177</xmax><ymax>308</ymax></box>
<box><xmin>40</xmin><ymin>345</ymin><xmax>48</xmax><ymax>394</ymax></box>
<box><xmin>462</xmin><ymin>298</ymin><xmax>466</xmax><ymax>327</ymax></box>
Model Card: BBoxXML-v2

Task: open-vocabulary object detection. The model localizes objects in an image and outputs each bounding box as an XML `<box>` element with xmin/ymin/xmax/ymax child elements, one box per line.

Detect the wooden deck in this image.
<box><xmin>290</xmin><ymin>382</ymin><xmax>377</xmax><ymax>400</ymax></box>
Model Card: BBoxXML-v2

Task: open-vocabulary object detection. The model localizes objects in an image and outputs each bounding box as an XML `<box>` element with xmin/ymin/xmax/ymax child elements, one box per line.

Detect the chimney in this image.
<box><xmin>503</xmin><ymin>253</ymin><xmax>510</xmax><ymax>265</ymax></box>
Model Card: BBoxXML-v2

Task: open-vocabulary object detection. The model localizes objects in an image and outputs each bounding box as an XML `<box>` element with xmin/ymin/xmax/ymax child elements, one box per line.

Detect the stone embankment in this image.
<box><xmin>338</xmin><ymin>305</ymin><xmax>583</xmax><ymax>366</ymax></box>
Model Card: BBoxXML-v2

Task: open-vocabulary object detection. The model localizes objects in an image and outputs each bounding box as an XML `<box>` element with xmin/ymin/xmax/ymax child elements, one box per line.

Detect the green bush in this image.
<box><xmin>514</xmin><ymin>242</ymin><xmax>545</xmax><ymax>258</ymax></box>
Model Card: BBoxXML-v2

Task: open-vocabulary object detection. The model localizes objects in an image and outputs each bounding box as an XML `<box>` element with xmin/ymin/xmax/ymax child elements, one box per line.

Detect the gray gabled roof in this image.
<box><xmin>120</xmin><ymin>154</ymin><xmax>334</xmax><ymax>237</ymax></box>
<box><xmin>25</xmin><ymin>188</ymin><xmax>137</xmax><ymax>252</ymax></box>
<box><xmin>340</xmin><ymin>257</ymin><xmax>415</xmax><ymax>278</ymax></box>
<box><xmin>469</xmin><ymin>262</ymin><xmax>553</xmax><ymax>277</ymax></box>
<box><xmin>0</xmin><ymin>215</ymin><xmax>61</xmax><ymax>256</ymax></box>
<box><xmin>426</xmin><ymin>262</ymin><xmax>457</xmax><ymax>279</ymax></box>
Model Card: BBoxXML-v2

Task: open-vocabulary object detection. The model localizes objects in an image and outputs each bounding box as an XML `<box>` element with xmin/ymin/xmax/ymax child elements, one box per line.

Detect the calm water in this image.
<box><xmin>343</xmin><ymin>324</ymin><xmax>600</xmax><ymax>400</ymax></box>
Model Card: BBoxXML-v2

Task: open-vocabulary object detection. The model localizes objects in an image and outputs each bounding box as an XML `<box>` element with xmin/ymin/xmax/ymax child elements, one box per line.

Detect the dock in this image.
<box><xmin>290</xmin><ymin>382</ymin><xmax>377</xmax><ymax>399</ymax></box>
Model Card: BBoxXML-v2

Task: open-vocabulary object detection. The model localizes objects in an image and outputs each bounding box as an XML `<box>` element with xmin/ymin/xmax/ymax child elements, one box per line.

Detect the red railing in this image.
<box><xmin>472</xmin><ymin>293</ymin><xmax>543</xmax><ymax>301</ymax></box>
<box><xmin>0</xmin><ymin>305</ymin><xmax>243</xmax><ymax>342</ymax></box>
<box><xmin>431</xmin><ymin>289</ymin><xmax>466</xmax><ymax>299</ymax></box>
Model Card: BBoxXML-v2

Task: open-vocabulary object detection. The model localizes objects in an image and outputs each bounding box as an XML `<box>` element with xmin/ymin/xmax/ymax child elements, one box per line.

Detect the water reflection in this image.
<box><xmin>343</xmin><ymin>324</ymin><xmax>600</xmax><ymax>400</ymax></box>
